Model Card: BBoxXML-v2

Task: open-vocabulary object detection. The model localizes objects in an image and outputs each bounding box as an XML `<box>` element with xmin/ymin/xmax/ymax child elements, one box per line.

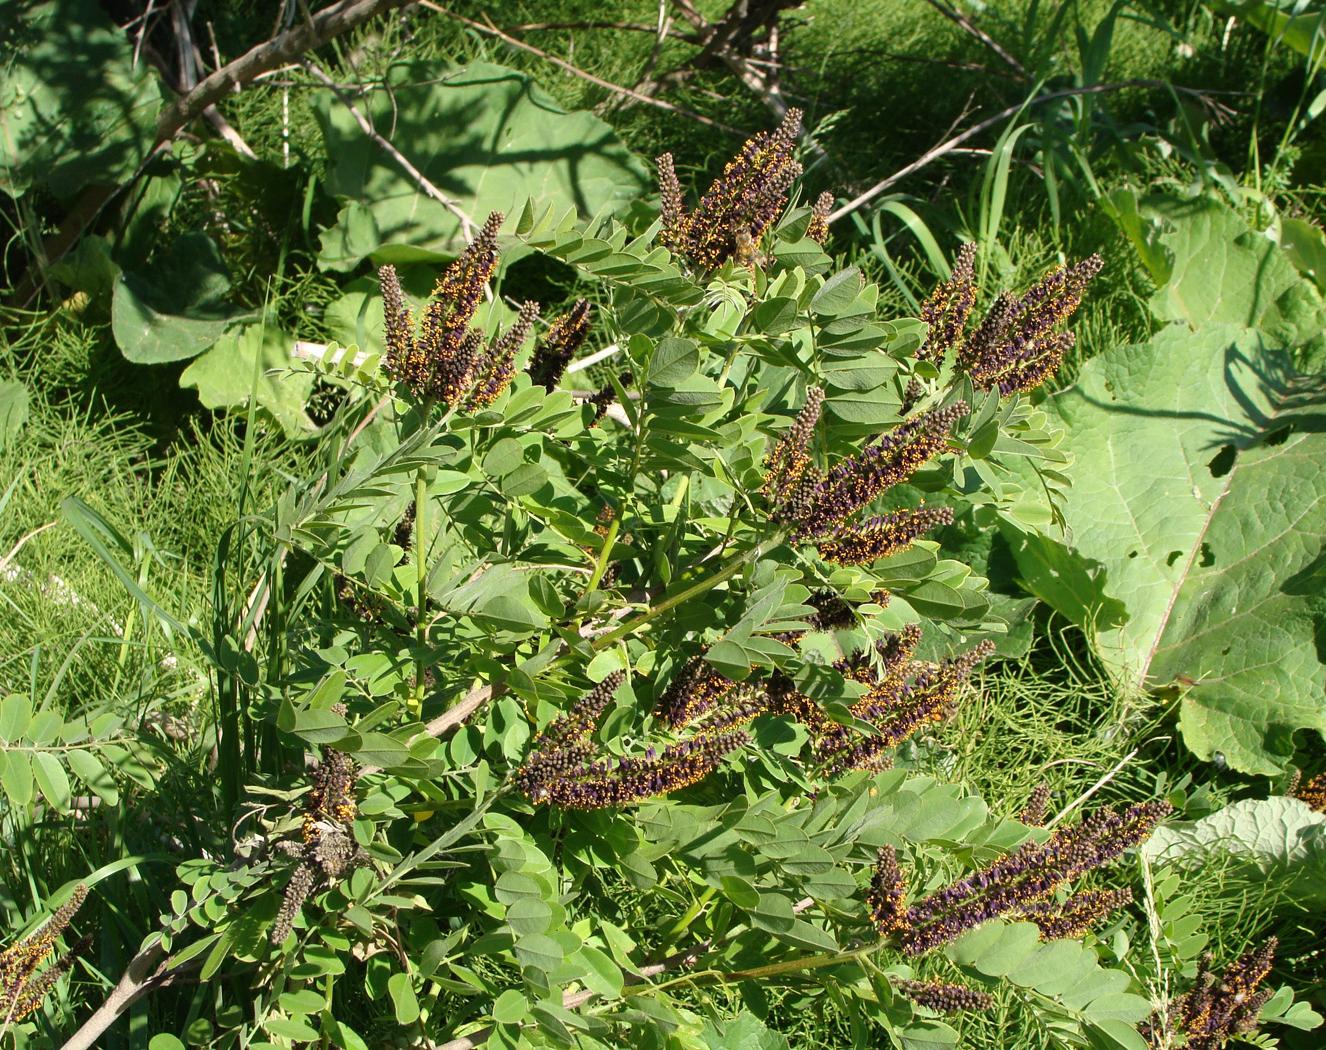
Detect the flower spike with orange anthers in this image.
<box><xmin>815</xmin><ymin>636</ymin><xmax>992</xmax><ymax>779</ymax></box>
<box><xmin>917</xmin><ymin>242</ymin><xmax>977</xmax><ymax>366</ymax></box>
<box><xmin>380</xmin><ymin>212</ymin><xmax>521</xmax><ymax>406</ymax></box>
<box><xmin>1293</xmin><ymin>770</ymin><xmax>1326</xmax><ymax>812</ymax></box>
<box><xmin>518</xmin><ymin>672</ymin><xmax>749</xmax><ymax>810</ymax></box>
<box><xmin>528</xmin><ymin>298</ymin><xmax>592</xmax><ymax>390</ymax></box>
<box><xmin>807</xmin><ymin>191</ymin><xmax>834</xmax><ymax>245</ymax></box>
<box><xmin>0</xmin><ymin>884</ymin><xmax>87</xmax><ymax>1022</ymax></box>
<box><xmin>760</xmin><ymin>386</ymin><xmax>824</xmax><ymax>508</ymax></box>
<box><xmin>467</xmin><ymin>300</ymin><xmax>540</xmax><ymax>410</ymax></box>
<box><xmin>867</xmin><ymin>845</ymin><xmax>908</xmax><ymax>936</ymax></box>
<box><xmin>895</xmin><ymin>800</ymin><xmax>1171</xmax><ymax>955</ymax></box>
<box><xmin>763</xmin><ymin>395</ymin><xmax>967</xmax><ymax>555</ymax></box>
<box><xmin>1142</xmin><ymin>939</ymin><xmax>1279</xmax><ymax>1049</ymax></box>
<box><xmin>657</xmin><ymin>110</ymin><xmax>805</xmax><ymax>270</ymax></box>
<box><xmin>814</xmin><ymin>507</ymin><xmax>956</xmax><ymax>566</ymax></box>
<box><xmin>1019</xmin><ymin>886</ymin><xmax>1133</xmax><ymax>940</ymax></box>
<box><xmin>272</xmin><ymin>735</ymin><xmax>367</xmax><ymax>946</ymax></box>
<box><xmin>959</xmin><ymin>254</ymin><xmax>1103</xmax><ymax>395</ymax></box>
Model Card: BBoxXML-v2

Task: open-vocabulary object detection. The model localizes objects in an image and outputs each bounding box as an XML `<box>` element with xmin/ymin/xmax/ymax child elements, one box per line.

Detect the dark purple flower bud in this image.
<box><xmin>896</xmin><ymin>978</ymin><xmax>994</xmax><ymax>1013</ymax></box>
<box><xmin>528</xmin><ymin>298</ymin><xmax>592</xmax><ymax>390</ymax></box>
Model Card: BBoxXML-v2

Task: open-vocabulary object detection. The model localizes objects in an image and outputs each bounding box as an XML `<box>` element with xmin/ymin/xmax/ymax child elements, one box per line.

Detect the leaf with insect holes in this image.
<box><xmin>1012</xmin><ymin>323</ymin><xmax>1326</xmax><ymax>773</ymax></box>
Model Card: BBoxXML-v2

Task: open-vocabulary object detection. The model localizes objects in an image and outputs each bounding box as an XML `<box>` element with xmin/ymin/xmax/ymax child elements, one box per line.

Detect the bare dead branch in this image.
<box><xmin>154</xmin><ymin>0</ymin><xmax>416</xmax><ymax>143</ymax></box>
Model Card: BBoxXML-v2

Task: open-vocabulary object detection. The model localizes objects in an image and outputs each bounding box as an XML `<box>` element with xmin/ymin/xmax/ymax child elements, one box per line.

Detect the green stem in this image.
<box><xmin>581</xmin><ymin>515</ymin><xmax>621</xmax><ymax>607</ymax></box>
<box><xmin>412</xmin><ymin>466</ymin><xmax>428</xmax><ymax>715</ymax></box>
<box><xmin>664</xmin><ymin>885</ymin><xmax>716</xmax><ymax>944</ymax></box>
<box><xmin>587</xmin><ymin>533</ymin><xmax>781</xmax><ymax>654</ymax></box>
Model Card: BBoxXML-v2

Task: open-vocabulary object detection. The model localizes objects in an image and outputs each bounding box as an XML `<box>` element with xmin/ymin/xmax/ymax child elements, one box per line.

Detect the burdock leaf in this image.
<box><xmin>1142</xmin><ymin>796</ymin><xmax>1326</xmax><ymax>904</ymax></box>
<box><xmin>1142</xmin><ymin>194</ymin><xmax>1326</xmax><ymax>346</ymax></box>
<box><xmin>313</xmin><ymin>61</ymin><xmax>647</xmax><ymax>271</ymax></box>
<box><xmin>0</xmin><ymin>0</ymin><xmax>163</xmax><ymax>197</ymax></box>
<box><xmin>180</xmin><ymin>324</ymin><xmax>318</xmax><ymax>437</ymax></box>
<box><xmin>1012</xmin><ymin>323</ymin><xmax>1326</xmax><ymax>773</ymax></box>
<box><xmin>112</xmin><ymin>234</ymin><xmax>250</xmax><ymax>364</ymax></box>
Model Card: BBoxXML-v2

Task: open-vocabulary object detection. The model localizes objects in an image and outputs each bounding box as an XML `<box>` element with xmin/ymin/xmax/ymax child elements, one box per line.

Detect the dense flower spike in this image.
<box><xmin>868</xmin><ymin>845</ymin><xmax>909</xmax><ymax>935</ymax></box>
<box><xmin>789</xmin><ymin>401</ymin><xmax>968</xmax><ymax>540</ymax></box>
<box><xmin>273</xmin><ymin>740</ymin><xmax>366</xmax><ymax>945</ymax></box>
<box><xmin>917</xmin><ymin>242</ymin><xmax>977</xmax><ymax>365</ymax></box>
<box><xmin>807</xmin><ymin>190</ymin><xmax>834</xmax><ymax>245</ymax></box>
<box><xmin>0</xmin><ymin>884</ymin><xmax>87</xmax><ymax>1022</ymax></box>
<box><xmin>1019</xmin><ymin>782</ymin><xmax>1052</xmax><ymax>826</ymax></box>
<box><xmin>658</xmin><ymin>110</ymin><xmax>804</xmax><ymax>269</ymax></box>
<box><xmin>520</xmin><ymin>672</ymin><xmax>747</xmax><ymax>809</ymax></box>
<box><xmin>656</xmin><ymin>657</ymin><xmax>741</xmax><ymax>730</ymax></box>
<box><xmin>1293</xmin><ymin>770</ymin><xmax>1326</xmax><ymax>812</ymax></box>
<box><xmin>817</xmin><ymin>637</ymin><xmax>992</xmax><ymax>779</ymax></box>
<box><xmin>529</xmin><ymin>298</ymin><xmax>592</xmax><ymax>390</ymax></box>
<box><xmin>960</xmin><ymin>254</ymin><xmax>1103</xmax><ymax>394</ymax></box>
<box><xmin>896</xmin><ymin>978</ymin><xmax>995</xmax><ymax>1013</ymax></box>
<box><xmin>588</xmin><ymin>371</ymin><xmax>632</xmax><ymax>427</ymax></box>
<box><xmin>1021</xmin><ymin>886</ymin><xmax>1132</xmax><ymax>940</ymax></box>
<box><xmin>897</xmin><ymin>800</ymin><xmax>1171</xmax><ymax>955</ymax></box>
<box><xmin>1145</xmin><ymin>940</ymin><xmax>1278</xmax><ymax>1049</ymax></box>
<box><xmin>761</xmin><ymin>387</ymin><xmax>824</xmax><ymax>506</ymax></box>
<box><xmin>380</xmin><ymin>212</ymin><xmax>514</xmax><ymax>405</ymax></box>
<box><xmin>468</xmin><ymin>299</ymin><xmax>539</xmax><ymax>409</ymax></box>
<box><xmin>657</xmin><ymin>152</ymin><xmax>685</xmax><ymax>248</ymax></box>
<box><xmin>815</xmin><ymin>506</ymin><xmax>955</xmax><ymax>565</ymax></box>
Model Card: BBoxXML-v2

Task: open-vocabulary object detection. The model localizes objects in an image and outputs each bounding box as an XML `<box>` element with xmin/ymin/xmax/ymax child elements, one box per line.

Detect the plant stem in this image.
<box><xmin>664</xmin><ymin>885</ymin><xmax>716</xmax><ymax>944</ymax></box>
<box><xmin>586</xmin><ymin>532</ymin><xmax>780</xmax><ymax>654</ymax></box>
<box><xmin>581</xmin><ymin>515</ymin><xmax>620</xmax><ymax>607</ymax></box>
<box><xmin>412</xmin><ymin>467</ymin><xmax>428</xmax><ymax>715</ymax></box>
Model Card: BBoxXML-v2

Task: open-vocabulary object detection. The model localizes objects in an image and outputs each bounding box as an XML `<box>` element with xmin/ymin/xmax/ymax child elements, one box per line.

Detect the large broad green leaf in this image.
<box><xmin>1143</xmin><ymin>797</ymin><xmax>1326</xmax><ymax>905</ymax></box>
<box><xmin>1142</xmin><ymin>194</ymin><xmax>1326</xmax><ymax>347</ymax></box>
<box><xmin>1012</xmin><ymin>323</ymin><xmax>1326</xmax><ymax>773</ymax></box>
<box><xmin>0</xmin><ymin>0</ymin><xmax>163</xmax><ymax>197</ymax></box>
<box><xmin>1214</xmin><ymin>1</ymin><xmax>1326</xmax><ymax>63</ymax></box>
<box><xmin>313</xmin><ymin>61</ymin><xmax>648</xmax><ymax>271</ymax></box>
<box><xmin>112</xmin><ymin>233</ymin><xmax>250</xmax><ymax>363</ymax></box>
<box><xmin>0</xmin><ymin>381</ymin><xmax>29</xmax><ymax>446</ymax></box>
<box><xmin>180</xmin><ymin>324</ymin><xmax>317</xmax><ymax>437</ymax></box>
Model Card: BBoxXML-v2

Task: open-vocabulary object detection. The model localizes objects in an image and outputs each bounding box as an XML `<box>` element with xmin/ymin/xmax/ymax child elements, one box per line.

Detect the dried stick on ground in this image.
<box><xmin>923</xmin><ymin>0</ymin><xmax>1027</xmax><ymax>79</ymax></box>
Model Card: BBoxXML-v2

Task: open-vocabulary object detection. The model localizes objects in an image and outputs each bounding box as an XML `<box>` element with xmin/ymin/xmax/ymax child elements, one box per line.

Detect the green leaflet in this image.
<box><xmin>313</xmin><ymin>61</ymin><xmax>648</xmax><ymax>271</ymax></box>
<box><xmin>1013</xmin><ymin>322</ymin><xmax>1326</xmax><ymax>773</ymax></box>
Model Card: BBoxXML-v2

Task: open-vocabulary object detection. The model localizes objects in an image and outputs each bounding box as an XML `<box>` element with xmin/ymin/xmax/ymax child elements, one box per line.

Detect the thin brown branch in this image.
<box><xmin>418</xmin><ymin>3</ymin><xmax>745</xmax><ymax>135</ymax></box>
<box><xmin>300</xmin><ymin>60</ymin><xmax>477</xmax><ymax>238</ymax></box>
<box><xmin>154</xmin><ymin>0</ymin><xmax>416</xmax><ymax>143</ymax></box>
<box><xmin>507</xmin><ymin>19</ymin><xmax>696</xmax><ymax>42</ymax></box>
<box><xmin>60</xmin><ymin>941</ymin><xmax>168</xmax><ymax>1050</ymax></box>
<box><xmin>923</xmin><ymin>0</ymin><xmax>1028</xmax><ymax>79</ymax></box>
